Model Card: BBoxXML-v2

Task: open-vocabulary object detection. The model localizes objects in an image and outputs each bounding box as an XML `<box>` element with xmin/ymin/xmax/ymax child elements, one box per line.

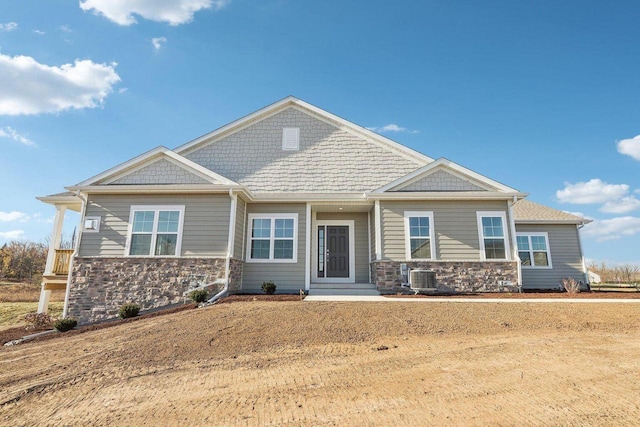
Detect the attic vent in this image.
<box><xmin>282</xmin><ymin>127</ymin><xmax>300</xmax><ymax>151</ymax></box>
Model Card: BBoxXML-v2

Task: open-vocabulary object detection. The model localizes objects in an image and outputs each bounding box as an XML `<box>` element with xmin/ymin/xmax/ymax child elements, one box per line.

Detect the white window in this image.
<box><xmin>126</xmin><ymin>205</ymin><xmax>185</xmax><ymax>256</ymax></box>
<box><xmin>282</xmin><ymin>127</ymin><xmax>300</xmax><ymax>151</ymax></box>
<box><xmin>83</xmin><ymin>216</ymin><xmax>101</xmax><ymax>233</ymax></box>
<box><xmin>246</xmin><ymin>213</ymin><xmax>298</xmax><ymax>262</ymax></box>
<box><xmin>404</xmin><ymin>211</ymin><xmax>436</xmax><ymax>260</ymax></box>
<box><xmin>476</xmin><ymin>211</ymin><xmax>510</xmax><ymax>260</ymax></box>
<box><xmin>516</xmin><ymin>233</ymin><xmax>552</xmax><ymax>268</ymax></box>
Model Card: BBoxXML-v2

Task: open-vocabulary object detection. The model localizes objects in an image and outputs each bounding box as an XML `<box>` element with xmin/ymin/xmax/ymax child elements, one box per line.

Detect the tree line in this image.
<box><xmin>588</xmin><ymin>262</ymin><xmax>640</xmax><ymax>284</ymax></box>
<box><xmin>0</xmin><ymin>240</ymin><xmax>48</xmax><ymax>284</ymax></box>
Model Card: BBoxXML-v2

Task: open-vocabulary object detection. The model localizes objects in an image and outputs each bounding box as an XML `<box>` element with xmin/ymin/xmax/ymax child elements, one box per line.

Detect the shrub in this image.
<box><xmin>24</xmin><ymin>312</ymin><xmax>53</xmax><ymax>331</ymax></box>
<box><xmin>262</xmin><ymin>281</ymin><xmax>276</xmax><ymax>295</ymax></box>
<box><xmin>561</xmin><ymin>277</ymin><xmax>581</xmax><ymax>293</ymax></box>
<box><xmin>189</xmin><ymin>289</ymin><xmax>209</xmax><ymax>303</ymax></box>
<box><xmin>54</xmin><ymin>317</ymin><xmax>78</xmax><ymax>332</ymax></box>
<box><xmin>119</xmin><ymin>303</ymin><xmax>141</xmax><ymax>319</ymax></box>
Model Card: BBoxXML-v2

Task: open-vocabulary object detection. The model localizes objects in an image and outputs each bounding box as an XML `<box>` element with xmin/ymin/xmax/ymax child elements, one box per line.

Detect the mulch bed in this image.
<box><xmin>1</xmin><ymin>295</ymin><xmax>303</xmax><ymax>347</ymax></box>
<box><xmin>385</xmin><ymin>291</ymin><xmax>640</xmax><ymax>299</ymax></box>
<box><xmin>1</xmin><ymin>303</ymin><xmax>198</xmax><ymax>346</ymax></box>
<box><xmin>217</xmin><ymin>294</ymin><xmax>304</xmax><ymax>304</ymax></box>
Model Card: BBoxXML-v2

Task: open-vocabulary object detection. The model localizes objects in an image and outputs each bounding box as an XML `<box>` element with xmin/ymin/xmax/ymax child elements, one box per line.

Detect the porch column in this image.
<box><xmin>37</xmin><ymin>205</ymin><xmax>66</xmax><ymax>314</ymax></box>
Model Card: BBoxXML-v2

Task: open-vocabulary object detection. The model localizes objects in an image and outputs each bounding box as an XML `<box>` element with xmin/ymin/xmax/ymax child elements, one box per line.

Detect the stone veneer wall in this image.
<box><xmin>371</xmin><ymin>261</ymin><xmax>518</xmax><ymax>293</ymax></box>
<box><xmin>68</xmin><ymin>257</ymin><xmax>227</xmax><ymax>324</ymax></box>
<box><xmin>228</xmin><ymin>258</ymin><xmax>244</xmax><ymax>293</ymax></box>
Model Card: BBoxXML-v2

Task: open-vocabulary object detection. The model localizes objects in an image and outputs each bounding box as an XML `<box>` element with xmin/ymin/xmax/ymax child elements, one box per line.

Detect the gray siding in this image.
<box><xmin>233</xmin><ymin>197</ymin><xmax>246</xmax><ymax>259</ymax></box>
<box><xmin>184</xmin><ymin>107</ymin><xmax>424</xmax><ymax>193</ymax></box>
<box><xmin>79</xmin><ymin>194</ymin><xmax>230</xmax><ymax>257</ymax></box>
<box><xmin>516</xmin><ymin>224</ymin><xmax>585</xmax><ymax>289</ymax></box>
<box><xmin>241</xmin><ymin>203</ymin><xmax>307</xmax><ymax>292</ymax></box>
<box><xmin>316</xmin><ymin>212</ymin><xmax>369</xmax><ymax>283</ymax></box>
<box><xmin>381</xmin><ymin>200</ymin><xmax>510</xmax><ymax>261</ymax></box>
<box><xmin>109</xmin><ymin>159</ymin><xmax>209</xmax><ymax>185</ymax></box>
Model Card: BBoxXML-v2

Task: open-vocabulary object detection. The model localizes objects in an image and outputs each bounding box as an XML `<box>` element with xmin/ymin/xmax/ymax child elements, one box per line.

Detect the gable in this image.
<box><xmin>108</xmin><ymin>158</ymin><xmax>210</xmax><ymax>185</ymax></box>
<box><xmin>373</xmin><ymin>158</ymin><xmax>519</xmax><ymax>194</ymax></box>
<box><xmin>183</xmin><ymin>107</ymin><xmax>427</xmax><ymax>193</ymax></box>
<box><xmin>393</xmin><ymin>169</ymin><xmax>486</xmax><ymax>192</ymax></box>
<box><xmin>75</xmin><ymin>146</ymin><xmax>238</xmax><ymax>188</ymax></box>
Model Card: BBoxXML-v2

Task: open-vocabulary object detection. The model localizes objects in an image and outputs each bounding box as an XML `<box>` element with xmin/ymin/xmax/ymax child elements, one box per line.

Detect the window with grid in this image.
<box><xmin>477</xmin><ymin>212</ymin><xmax>509</xmax><ymax>260</ymax></box>
<box><xmin>128</xmin><ymin>206</ymin><xmax>184</xmax><ymax>256</ymax></box>
<box><xmin>247</xmin><ymin>214</ymin><xmax>297</xmax><ymax>262</ymax></box>
<box><xmin>404</xmin><ymin>211</ymin><xmax>435</xmax><ymax>260</ymax></box>
<box><xmin>517</xmin><ymin>233</ymin><xmax>551</xmax><ymax>267</ymax></box>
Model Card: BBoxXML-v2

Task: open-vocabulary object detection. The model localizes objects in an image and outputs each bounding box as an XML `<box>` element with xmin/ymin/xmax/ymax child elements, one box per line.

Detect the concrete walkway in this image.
<box><xmin>304</xmin><ymin>295</ymin><xmax>640</xmax><ymax>303</ymax></box>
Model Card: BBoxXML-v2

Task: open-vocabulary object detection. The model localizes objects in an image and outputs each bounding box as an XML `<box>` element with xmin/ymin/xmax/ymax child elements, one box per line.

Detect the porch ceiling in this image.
<box><xmin>312</xmin><ymin>202</ymin><xmax>373</xmax><ymax>213</ymax></box>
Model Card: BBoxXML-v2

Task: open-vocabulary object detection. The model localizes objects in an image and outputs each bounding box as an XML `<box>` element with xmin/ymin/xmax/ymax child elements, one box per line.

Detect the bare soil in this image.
<box><xmin>1</xmin><ymin>300</ymin><xmax>639</xmax><ymax>426</ymax></box>
<box><xmin>388</xmin><ymin>290</ymin><xmax>640</xmax><ymax>298</ymax></box>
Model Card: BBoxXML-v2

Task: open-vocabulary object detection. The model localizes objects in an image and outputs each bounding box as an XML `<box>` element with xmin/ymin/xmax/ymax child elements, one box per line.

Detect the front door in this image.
<box><xmin>326</xmin><ymin>226</ymin><xmax>349</xmax><ymax>278</ymax></box>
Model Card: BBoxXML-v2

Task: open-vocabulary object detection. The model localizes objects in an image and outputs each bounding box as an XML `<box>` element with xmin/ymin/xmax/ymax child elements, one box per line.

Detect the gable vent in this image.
<box><xmin>282</xmin><ymin>127</ymin><xmax>300</xmax><ymax>151</ymax></box>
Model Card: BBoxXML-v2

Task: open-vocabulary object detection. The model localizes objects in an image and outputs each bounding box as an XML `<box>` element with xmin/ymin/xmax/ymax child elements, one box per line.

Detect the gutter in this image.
<box><xmin>63</xmin><ymin>191</ymin><xmax>87</xmax><ymax>317</ymax></box>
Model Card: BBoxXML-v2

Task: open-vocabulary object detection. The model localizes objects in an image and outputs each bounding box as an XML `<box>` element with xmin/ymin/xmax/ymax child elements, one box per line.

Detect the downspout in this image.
<box><xmin>576</xmin><ymin>223</ymin><xmax>589</xmax><ymax>285</ymax></box>
<box><xmin>63</xmin><ymin>191</ymin><xmax>87</xmax><ymax>317</ymax></box>
<box><xmin>507</xmin><ymin>196</ymin><xmax>522</xmax><ymax>292</ymax></box>
<box><xmin>207</xmin><ymin>189</ymin><xmax>237</xmax><ymax>303</ymax></box>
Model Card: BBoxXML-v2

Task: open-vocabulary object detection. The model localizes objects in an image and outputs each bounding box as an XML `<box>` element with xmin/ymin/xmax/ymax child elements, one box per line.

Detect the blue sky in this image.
<box><xmin>0</xmin><ymin>0</ymin><xmax>639</xmax><ymax>265</ymax></box>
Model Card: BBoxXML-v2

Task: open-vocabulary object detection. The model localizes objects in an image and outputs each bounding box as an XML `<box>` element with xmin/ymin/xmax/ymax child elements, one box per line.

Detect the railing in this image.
<box><xmin>52</xmin><ymin>249</ymin><xmax>74</xmax><ymax>275</ymax></box>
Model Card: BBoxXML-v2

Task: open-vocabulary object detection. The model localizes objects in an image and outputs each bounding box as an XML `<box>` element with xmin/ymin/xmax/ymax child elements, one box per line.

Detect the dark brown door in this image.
<box><xmin>326</xmin><ymin>226</ymin><xmax>349</xmax><ymax>278</ymax></box>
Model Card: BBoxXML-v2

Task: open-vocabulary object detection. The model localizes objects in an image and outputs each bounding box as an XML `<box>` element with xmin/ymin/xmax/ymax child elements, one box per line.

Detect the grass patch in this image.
<box><xmin>0</xmin><ymin>282</ymin><xmax>65</xmax><ymax>303</ymax></box>
<box><xmin>0</xmin><ymin>302</ymin><xmax>63</xmax><ymax>330</ymax></box>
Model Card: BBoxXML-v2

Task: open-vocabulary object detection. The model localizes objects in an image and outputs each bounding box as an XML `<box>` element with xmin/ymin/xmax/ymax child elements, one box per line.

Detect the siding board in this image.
<box><xmin>241</xmin><ymin>203</ymin><xmax>307</xmax><ymax>292</ymax></box>
<box><xmin>381</xmin><ymin>200</ymin><xmax>510</xmax><ymax>261</ymax></box>
<box><xmin>79</xmin><ymin>194</ymin><xmax>230</xmax><ymax>257</ymax></box>
<box><xmin>516</xmin><ymin>224</ymin><xmax>585</xmax><ymax>289</ymax></box>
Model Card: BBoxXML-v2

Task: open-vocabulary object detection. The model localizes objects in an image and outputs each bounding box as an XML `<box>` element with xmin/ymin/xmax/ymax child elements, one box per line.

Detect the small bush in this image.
<box><xmin>24</xmin><ymin>312</ymin><xmax>53</xmax><ymax>331</ymax></box>
<box><xmin>561</xmin><ymin>277</ymin><xmax>581</xmax><ymax>293</ymax></box>
<box><xmin>262</xmin><ymin>281</ymin><xmax>276</xmax><ymax>295</ymax></box>
<box><xmin>189</xmin><ymin>289</ymin><xmax>209</xmax><ymax>303</ymax></box>
<box><xmin>119</xmin><ymin>303</ymin><xmax>141</xmax><ymax>319</ymax></box>
<box><xmin>54</xmin><ymin>317</ymin><xmax>78</xmax><ymax>332</ymax></box>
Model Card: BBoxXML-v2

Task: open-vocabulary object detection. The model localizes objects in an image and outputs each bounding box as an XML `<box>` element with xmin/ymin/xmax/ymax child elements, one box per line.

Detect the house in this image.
<box><xmin>37</xmin><ymin>97</ymin><xmax>591</xmax><ymax>324</ymax></box>
<box><xmin>588</xmin><ymin>270</ymin><xmax>602</xmax><ymax>284</ymax></box>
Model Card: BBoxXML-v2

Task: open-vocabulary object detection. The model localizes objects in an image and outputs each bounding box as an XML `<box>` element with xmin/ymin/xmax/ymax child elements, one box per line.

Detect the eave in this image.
<box><xmin>515</xmin><ymin>219</ymin><xmax>593</xmax><ymax>225</ymax></box>
<box><xmin>65</xmin><ymin>184</ymin><xmax>251</xmax><ymax>196</ymax></box>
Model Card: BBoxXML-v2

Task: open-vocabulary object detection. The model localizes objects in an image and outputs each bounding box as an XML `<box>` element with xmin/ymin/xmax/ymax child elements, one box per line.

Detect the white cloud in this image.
<box><xmin>118</xmin><ymin>87</ymin><xmax>128</xmax><ymax>94</ymax></box>
<box><xmin>0</xmin><ymin>53</ymin><xmax>120</xmax><ymax>115</ymax></box>
<box><xmin>0</xmin><ymin>230</ymin><xmax>24</xmax><ymax>239</ymax></box>
<box><xmin>59</xmin><ymin>25</ymin><xmax>73</xmax><ymax>33</ymax></box>
<box><xmin>367</xmin><ymin>124</ymin><xmax>419</xmax><ymax>134</ymax></box>
<box><xmin>0</xmin><ymin>22</ymin><xmax>18</xmax><ymax>32</ymax></box>
<box><xmin>617</xmin><ymin>135</ymin><xmax>640</xmax><ymax>161</ymax></box>
<box><xmin>0</xmin><ymin>211</ymin><xmax>27</xmax><ymax>222</ymax></box>
<box><xmin>582</xmin><ymin>216</ymin><xmax>640</xmax><ymax>242</ymax></box>
<box><xmin>79</xmin><ymin>0</ymin><xmax>229</xmax><ymax>26</ymax></box>
<box><xmin>556</xmin><ymin>179</ymin><xmax>629</xmax><ymax>204</ymax></box>
<box><xmin>600</xmin><ymin>196</ymin><xmax>640</xmax><ymax>214</ymax></box>
<box><xmin>151</xmin><ymin>36</ymin><xmax>167</xmax><ymax>52</ymax></box>
<box><xmin>562</xmin><ymin>211</ymin><xmax>592</xmax><ymax>220</ymax></box>
<box><xmin>33</xmin><ymin>29</ymin><xmax>45</xmax><ymax>35</ymax></box>
<box><xmin>0</xmin><ymin>127</ymin><xmax>35</xmax><ymax>147</ymax></box>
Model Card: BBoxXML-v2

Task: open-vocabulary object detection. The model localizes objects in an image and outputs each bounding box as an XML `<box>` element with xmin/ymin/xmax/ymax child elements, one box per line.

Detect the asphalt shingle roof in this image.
<box><xmin>513</xmin><ymin>199</ymin><xmax>590</xmax><ymax>224</ymax></box>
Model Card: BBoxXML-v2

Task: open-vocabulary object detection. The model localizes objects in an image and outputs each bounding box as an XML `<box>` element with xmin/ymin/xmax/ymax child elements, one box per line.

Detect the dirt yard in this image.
<box><xmin>1</xmin><ymin>301</ymin><xmax>639</xmax><ymax>426</ymax></box>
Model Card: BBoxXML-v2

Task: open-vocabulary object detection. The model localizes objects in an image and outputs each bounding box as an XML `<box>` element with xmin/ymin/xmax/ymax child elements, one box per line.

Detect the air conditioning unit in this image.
<box><xmin>409</xmin><ymin>269</ymin><xmax>437</xmax><ymax>293</ymax></box>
